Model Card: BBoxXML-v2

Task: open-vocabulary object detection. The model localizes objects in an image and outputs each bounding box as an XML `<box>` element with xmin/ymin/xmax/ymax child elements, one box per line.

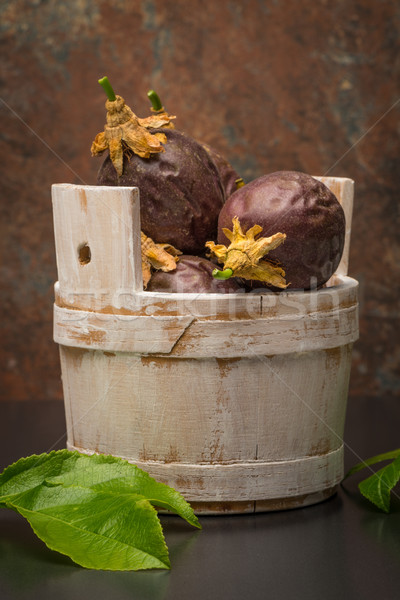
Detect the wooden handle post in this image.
<box><xmin>51</xmin><ymin>184</ymin><xmax>142</xmax><ymax>312</ymax></box>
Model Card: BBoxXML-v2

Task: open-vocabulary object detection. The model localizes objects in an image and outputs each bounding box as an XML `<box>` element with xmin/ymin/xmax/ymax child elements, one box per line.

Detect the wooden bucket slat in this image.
<box><xmin>315</xmin><ymin>176</ymin><xmax>354</xmax><ymax>278</ymax></box>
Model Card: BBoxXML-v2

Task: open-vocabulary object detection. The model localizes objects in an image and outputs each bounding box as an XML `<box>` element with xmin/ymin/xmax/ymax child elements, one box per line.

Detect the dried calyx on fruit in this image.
<box><xmin>141</xmin><ymin>232</ymin><xmax>182</xmax><ymax>289</ymax></box>
<box><xmin>206</xmin><ymin>217</ymin><xmax>287</xmax><ymax>288</ymax></box>
<box><xmin>91</xmin><ymin>77</ymin><xmax>175</xmax><ymax>176</ymax></box>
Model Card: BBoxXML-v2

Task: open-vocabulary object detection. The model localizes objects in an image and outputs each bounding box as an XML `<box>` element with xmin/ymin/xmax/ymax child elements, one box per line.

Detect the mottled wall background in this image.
<box><xmin>1</xmin><ymin>0</ymin><xmax>399</xmax><ymax>402</ymax></box>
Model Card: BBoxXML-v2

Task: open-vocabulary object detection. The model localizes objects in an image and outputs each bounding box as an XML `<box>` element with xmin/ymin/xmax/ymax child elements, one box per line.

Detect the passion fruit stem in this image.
<box><xmin>147</xmin><ymin>89</ymin><xmax>163</xmax><ymax>111</ymax></box>
<box><xmin>212</xmin><ymin>267</ymin><xmax>233</xmax><ymax>280</ymax></box>
<box><xmin>98</xmin><ymin>76</ymin><xmax>116</xmax><ymax>102</ymax></box>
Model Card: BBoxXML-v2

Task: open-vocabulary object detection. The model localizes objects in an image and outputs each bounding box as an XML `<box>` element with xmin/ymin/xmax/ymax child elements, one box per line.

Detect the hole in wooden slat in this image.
<box><xmin>78</xmin><ymin>243</ymin><xmax>91</xmax><ymax>265</ymax></box>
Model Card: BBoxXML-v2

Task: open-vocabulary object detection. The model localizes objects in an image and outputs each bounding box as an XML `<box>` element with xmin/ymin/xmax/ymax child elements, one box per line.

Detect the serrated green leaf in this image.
<box><xmin>0</xmin><ymin>450</ymin><xmax>200</xmax><ymax>529</ymax></box>
<box><xmin>344</xmin><ymin>448</ymin><xmax>400</xmax><ymax>479</ymax></box>
<box><xmin>0</xmin><ymin>450</ymin><xmax>201</xmax><ymax>571</ymax></box>
<box><xmin>358</xmin><ymin>455</ymin><xmax>400</xmax><ymax>513</ymax></box>
<box><xmin>6</xmin><ymin>487</ymin><xmax>170</xmax><ymax>570</ymax></box>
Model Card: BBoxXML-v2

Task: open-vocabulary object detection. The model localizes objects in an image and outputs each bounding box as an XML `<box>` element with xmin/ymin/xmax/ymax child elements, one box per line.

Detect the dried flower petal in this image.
<box><xmin>141</xmin><ymin>232</ymin><xmax>182</xmax><ymax>289</ymax></box>
<box><xmin>91</xmin><ymin>131</ymin><xmax>108</xmax><ymax>154</ymax></box>
<box><xmin>206</xmin><ymin>217</ymin><xmax>287</xmax><ymax>288</ymax></box>
<box><xmin>138</xmin><ymin>112</ymin><xmax>176</xmax><ymax>130</ymax></box>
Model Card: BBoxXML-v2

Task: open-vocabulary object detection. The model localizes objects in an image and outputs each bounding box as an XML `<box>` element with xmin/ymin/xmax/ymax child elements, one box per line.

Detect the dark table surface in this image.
<box><xmin>0</xmin><ymin>396</ymin><xmax>399</xmax><ymax>600</ymax></box>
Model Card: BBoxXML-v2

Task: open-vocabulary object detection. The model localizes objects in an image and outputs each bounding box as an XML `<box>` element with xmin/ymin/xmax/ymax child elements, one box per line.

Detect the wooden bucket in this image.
<box><xmin>52</xmin><ymin>177</ymin><xmax>358</xmax><ymax>514</ymax></box>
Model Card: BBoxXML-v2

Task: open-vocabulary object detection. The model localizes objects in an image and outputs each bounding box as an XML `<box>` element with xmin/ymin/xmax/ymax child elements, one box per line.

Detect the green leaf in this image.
<box><xmin>344</xmin><ymin>448</ymin><xmax>400</xmax><ymax>479</ymax></box>
<box><xmin>0</xmin><ymin>450</ymin><xmax>201</xmax><ymax>571</ymax></box>
<box><xmin>358</xmin><ymin>455</ymin><xmax>400</xmax><ymax>513</ymax></box>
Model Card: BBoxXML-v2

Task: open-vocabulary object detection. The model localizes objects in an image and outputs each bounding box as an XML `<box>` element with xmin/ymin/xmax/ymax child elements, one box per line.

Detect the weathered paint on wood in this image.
<box><xmin>52</xmin><ymin>179</ymin><xmax>358</xmax><ymax>514</ymax></box>
<box><xmin>54</xmin><ymin>279</ymin><xmax>358</xmax><ymax>356</ymax></box>
<box><xmin>52</xmin><ymin>184</ymin><xmax>143</xmax><ymax>312</ymax></box>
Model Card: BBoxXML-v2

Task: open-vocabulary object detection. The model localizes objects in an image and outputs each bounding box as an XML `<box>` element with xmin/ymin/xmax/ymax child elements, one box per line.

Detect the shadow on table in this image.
<box><xmin>0</xmin><ymin>511</ymin><xmax>199</xmax><ymax>600</ymax></box>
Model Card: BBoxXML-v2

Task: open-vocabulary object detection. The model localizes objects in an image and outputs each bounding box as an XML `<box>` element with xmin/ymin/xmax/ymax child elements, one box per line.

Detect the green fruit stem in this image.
<box><xmin>147</xmin><ymin>89</ymin><xmax>163</xmax><ymax>111</ymax></box>
<box><xmin>98</xmin><ymin>76</ymin><xmax>116</xmax><ymax>102</ymax></box>
<box><xmin>212</xmin><ymin>268</ymin><xmax>233</xmax><ymax>280</ymax></box>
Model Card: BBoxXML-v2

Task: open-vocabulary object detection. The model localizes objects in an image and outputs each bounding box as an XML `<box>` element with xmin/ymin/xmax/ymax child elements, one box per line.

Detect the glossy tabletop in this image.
<box><xmin>0</xmin><ymin>396</ymin><xmax>399</xmax><ymax>600</ymax></box>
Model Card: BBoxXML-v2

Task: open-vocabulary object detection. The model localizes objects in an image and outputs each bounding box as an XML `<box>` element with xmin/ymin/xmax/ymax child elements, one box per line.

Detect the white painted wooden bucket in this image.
<box><xmin>52</xmin><ymin>177</ymin><xmax>358</xmax><ymax>514</ymax></box>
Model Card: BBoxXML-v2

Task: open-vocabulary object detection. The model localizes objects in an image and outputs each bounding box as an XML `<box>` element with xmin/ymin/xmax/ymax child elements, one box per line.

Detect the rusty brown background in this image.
<box><xmin>1</xmin><ymin>0</ymin><xmax>399</xmax><ymax>402</ymax></box>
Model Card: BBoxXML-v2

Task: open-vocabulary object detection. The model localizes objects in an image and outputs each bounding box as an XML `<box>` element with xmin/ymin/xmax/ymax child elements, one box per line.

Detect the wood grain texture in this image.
<box><xmin>53</xmin><ymin>304</ymin><xmax>194</xmax><ymax>354</ymax></box>
<box><xmin>66</xmin><ymin>440</ymin><xmax>343</xmax><ymax>503</ymax></box>
<box><xmin>52</xmin><ymin>180</ymin><xmax>358</xmax><ymax>512</ymax></box>
<box><xmin>60</xmin><ymin>346</ymin><xmax>352</xmax><ymax>464</ymax></box>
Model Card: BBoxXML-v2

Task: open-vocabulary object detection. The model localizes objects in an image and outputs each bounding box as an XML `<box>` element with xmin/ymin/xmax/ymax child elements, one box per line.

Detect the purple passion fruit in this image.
<box><xmin>146</xmin><ymin>255</ymin><xmax>242</xmax><ymax>293</ymax></box>
<box><xmin>201</xmin><ymin>143</ymin><xmax>241</xmax><ymax>199</ymax></box>
<box><xmin>97</xmin><ymin>129</ymin><xmax>225</xmax><ymax>255</ymax></box>
<box><xmin>217</xmin><ymin>171</ymin><xmax>345</xmax><ymax>289</ymax></box>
